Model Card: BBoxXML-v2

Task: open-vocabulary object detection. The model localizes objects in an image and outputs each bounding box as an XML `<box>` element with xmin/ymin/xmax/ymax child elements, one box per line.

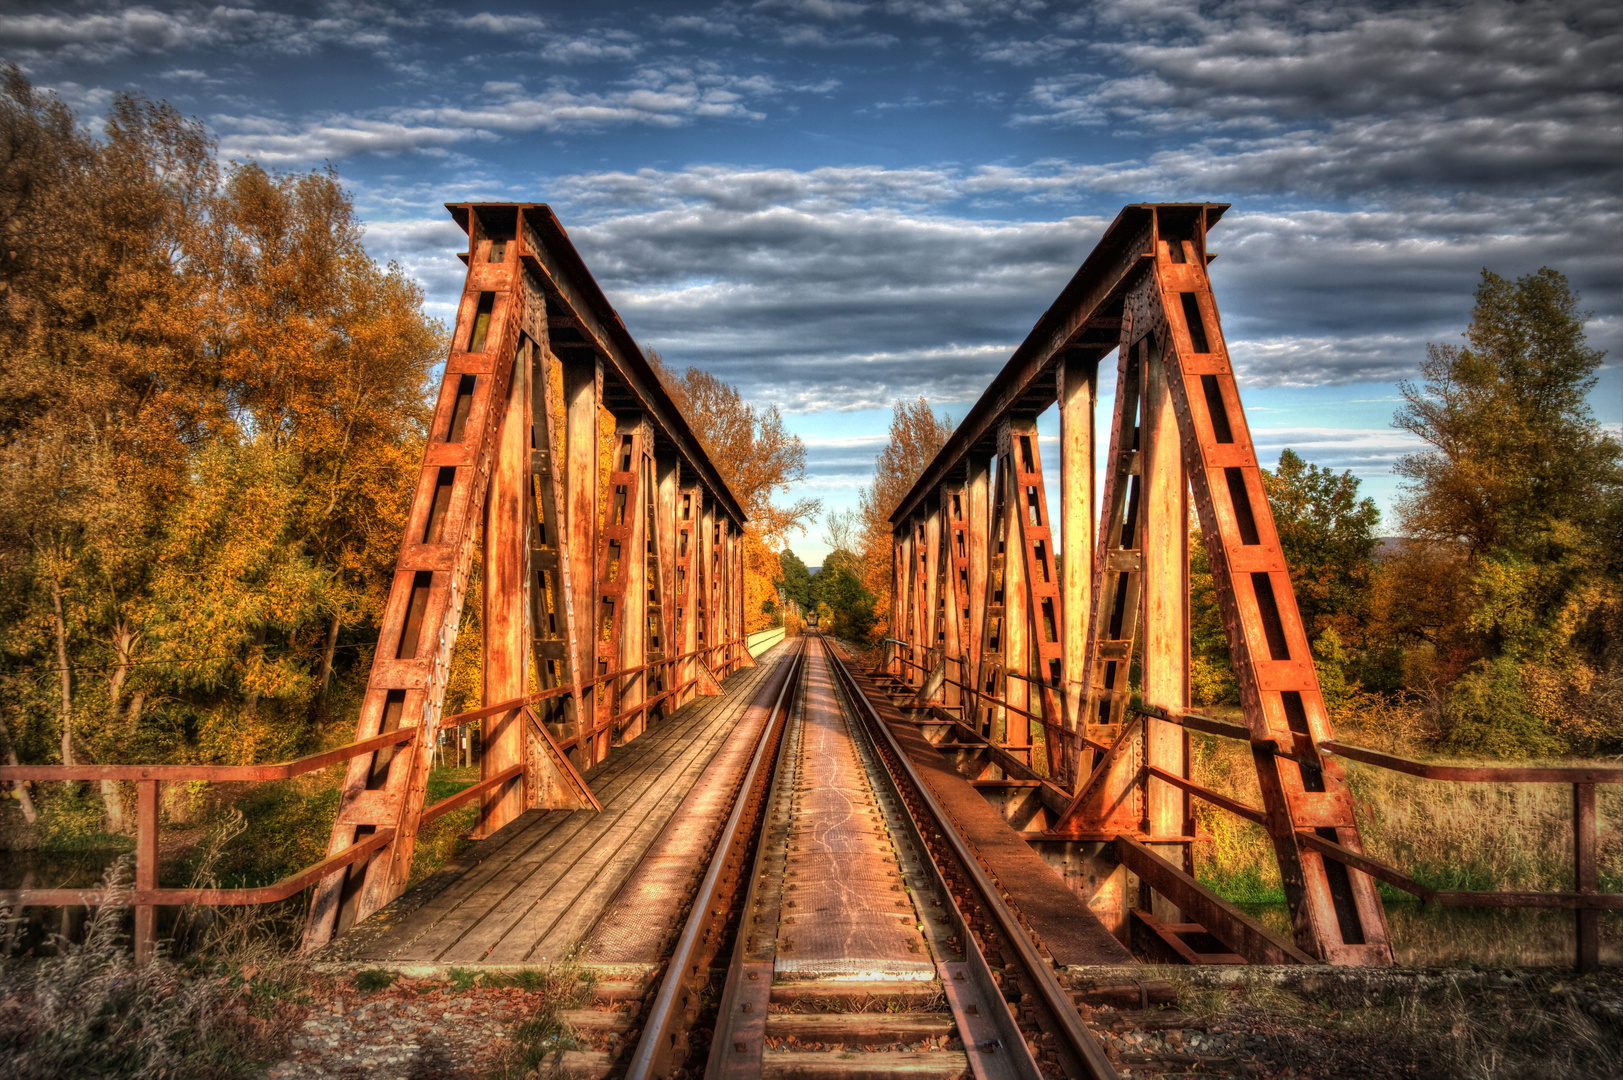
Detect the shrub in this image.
<box><xmin>1442</xmin><ymin>656</ymin><xmax>1565</xmax><ymax>757</ymax></box>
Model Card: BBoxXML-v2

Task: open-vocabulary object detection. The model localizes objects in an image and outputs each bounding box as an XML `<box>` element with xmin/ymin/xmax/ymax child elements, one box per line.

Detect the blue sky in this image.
<box><xmin>7</xmin><ymin>0</ymin><xmax>1619</xmax><ymax>564</ymax></box>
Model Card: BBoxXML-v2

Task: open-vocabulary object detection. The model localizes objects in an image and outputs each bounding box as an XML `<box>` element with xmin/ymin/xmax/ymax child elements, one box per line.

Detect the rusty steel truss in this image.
<box><xmin>886</xmin><ymin>203</ymin><xmax>1394</xmax><ymax>965</ymax></box>
<box><xmin>301</xmin><ymin>204</ymin><xmax>753</xmax><ymax>949</ymax></box>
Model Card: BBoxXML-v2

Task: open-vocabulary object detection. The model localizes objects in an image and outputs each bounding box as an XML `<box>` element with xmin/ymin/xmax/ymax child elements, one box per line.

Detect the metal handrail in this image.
<box><xmin>437</xmin><ymin>635</ymin><xmax>748</xmax><ymax>729</ymax></box>
<box><xmin>0</xmin><ymin>634</ymin><xmax>753</xmax><ymax>964</ymax></box>
<box><xmin>1135</xmin><ymin>701</ymin><xmax>1619</xmax><ymax>971</ymax></box>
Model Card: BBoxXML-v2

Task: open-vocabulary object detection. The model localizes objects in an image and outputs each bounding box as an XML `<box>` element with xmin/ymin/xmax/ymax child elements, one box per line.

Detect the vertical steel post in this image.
<box><xmin>998</xmin><ymin>441</ymin><xmax>1030</xmax><ymax>760</ymax></box>
<box><xmin>1059</xmin><ymin>356</ymin><xmax>1096</xmax><ymax>783</ymax></box>
<box><xmin>1141</xmin><ymin>334</ymin><xmax>1188</xmax><ymax>917</ymax></box>
<box><xmin>564</xmin><ymin>357</ymin><xmax>601</xmax><ymax>766</ymax></box>
<box><xmin>966</xmin><ymin>456</ymin><xmax>990</xmax><ymax>692</ymax></box>
<box><xmin>134</xmin><ymin>779</ymin><xmax>157</xmax><ymax>964</ymax></box>
<box><xmin>479</xmin><ymin>346</ymin><xmax>529</xmax><ymax>836</ymax></box>
<box><xmin>922</xmin><ymin>503</ymin><xmax>942</xmax><ymax>698</ymax></box>
<box><xmin>1575</xmin><ymin>782</ymin><xmax>1598</xmax><ymax>972</ymax></box>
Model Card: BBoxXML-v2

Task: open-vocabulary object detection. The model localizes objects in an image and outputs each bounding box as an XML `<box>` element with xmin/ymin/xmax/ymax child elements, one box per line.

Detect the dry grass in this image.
<box><xmin>1160</xmin><ymin>966</ymin><xmax>1623</xmax><ymax>1080</ymax></box>
<box><xmin>1188</xmin><ymin>706</ymin><xmax>1623</xmax><ymax>966</ymax></box>
<box><xmin>0</xmin><ymin>858</ymin><xmax>312</xmax><ymax>1080</ymax></box>
<box><xmin>485</xmin><ymin>961</ymin><xmax>600</xmax><ymax>1079</ymax></box>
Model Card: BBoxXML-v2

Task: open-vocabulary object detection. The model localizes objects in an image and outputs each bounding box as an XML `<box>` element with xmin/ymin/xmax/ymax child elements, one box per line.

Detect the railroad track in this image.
<box><xmin>593</xmin><ymin>632</ymin><xmax>1123</xmax><ymax>1079</ymax></box>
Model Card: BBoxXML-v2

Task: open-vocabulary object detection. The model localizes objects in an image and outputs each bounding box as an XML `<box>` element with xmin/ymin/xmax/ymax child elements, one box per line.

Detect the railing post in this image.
<box><xmin>1575</xmin><ymin>781</ymin><xmax>1597</xmax><ymax>973</ymax></box>
<box><xmin>135</xmin><ymin>779</ymin><xmax>158</xmax><ymax>964</ymax></box>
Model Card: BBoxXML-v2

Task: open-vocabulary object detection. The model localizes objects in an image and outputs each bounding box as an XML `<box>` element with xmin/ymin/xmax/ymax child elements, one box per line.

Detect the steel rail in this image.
<box><xmin>824</xmin><ymin>640</ymin><xmax>1121</xmax><ymax>1080</ymax></box>
<box><xmin>814</xmin><ymin>635</ymin><xmax>1042</xmax><ymax>1080</ymax></box>
<box><xmin>624</xmin><ymin>638</ymin><xmax>805</xmax><ymax>1080</ymax></box>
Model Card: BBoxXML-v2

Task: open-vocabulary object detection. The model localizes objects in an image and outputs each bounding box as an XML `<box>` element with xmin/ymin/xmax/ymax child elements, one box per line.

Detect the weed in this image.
<box><xmin>354</xmin><ymin>968</ymin><xmax>397</xmax><ymax>993</ymax></box>
<box><xmin>448</xmin><ymin>966</ymin><xmax>480</xmax><ymax>992</ymax></box>
<box><xmin>487</xmin><ymin>962</ymin><xmax>601</xmax><ymax>1079</ymax></box>
<box><xmin>0</xmin><ymin>857</ymin><xmax>298</xmax><ymax>1080</ymax></box>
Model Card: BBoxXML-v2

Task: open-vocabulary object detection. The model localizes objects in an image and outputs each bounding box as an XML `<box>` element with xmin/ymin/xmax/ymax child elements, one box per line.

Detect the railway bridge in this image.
<box><xmin>3</xmin><ymin>201</ymin><xmax>1615</xmax><ymax>1079</ymax></box>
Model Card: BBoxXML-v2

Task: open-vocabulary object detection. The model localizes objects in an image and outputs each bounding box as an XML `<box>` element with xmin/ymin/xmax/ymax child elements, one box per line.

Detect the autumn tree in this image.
<box><xmin>0</xmin><ymin>71</ymin><xmax>442</xmax><ymax>833</ymax></box>
<box><xmin>1392</xmin><ymin>268</ymin><xmax>1622</xmax><ymax>754</ymax></box>
<box><xmin>0</xmin><ymin>76</ymin><xmax>221</xmax><ymax>826</ymax></box>
<box><xmin>206</xmin><ymin>164</ymin><xmax>440</xmax><ymax>709</ymax></box>
<box><xmin>855</xmin><ymin>397</ymin><xmax>954</xmax><ymax>640</ymax></box>
<box><xmin>1395</xmin><ymin>267</ymin><xmax>1618</xmax><ymax>559</ymax></box>
<box><xmin>649</xmin><ymin>353</ymin><xmax>820</xmax><ymax>546</ymax></box>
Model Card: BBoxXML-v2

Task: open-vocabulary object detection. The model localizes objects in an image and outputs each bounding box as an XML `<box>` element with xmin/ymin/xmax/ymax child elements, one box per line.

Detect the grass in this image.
<box><xmin>0</xmin><ymin>857</ymin><xmax>313</xmax><ymax>1080</ymax></box>
<box><xmin>1188</xmin><ymin>725</ymin><xmax>1623</xmax><ymax>966</ymax></box>
<box><xmin>486</xmin><ymin>963</ymin><xmax>600</xmax><ymax>1078</ymax></box>
<box><xmin>1161</xmin><ymin>966</ymin><xmax>1623</xmax><ymax>1079</ymax></box>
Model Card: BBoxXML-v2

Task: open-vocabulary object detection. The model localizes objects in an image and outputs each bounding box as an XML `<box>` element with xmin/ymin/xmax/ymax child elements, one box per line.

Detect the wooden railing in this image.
<box><xmin>0</xmin><ymin>635</ymin><xmax>748</xmax><ymax>963</ymax></box>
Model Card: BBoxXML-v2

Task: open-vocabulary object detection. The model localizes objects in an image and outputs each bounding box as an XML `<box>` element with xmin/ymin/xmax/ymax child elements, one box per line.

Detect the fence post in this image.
<box><xmin>135</xmin><ymin>779</ymin><xmax>158</xmax><ymax>964</ymax></box>
<box><xmin>1575</xmin><ymin>781</ymin><xmax>1597</xmax><ymax>973</ymax></box>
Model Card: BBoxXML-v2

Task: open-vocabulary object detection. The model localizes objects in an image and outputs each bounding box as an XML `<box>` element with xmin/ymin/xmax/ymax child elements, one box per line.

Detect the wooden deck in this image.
<box><xmin>326</xmin><ymin>647</ymin><xmax>790</xmax><ymax>966</ymax></box>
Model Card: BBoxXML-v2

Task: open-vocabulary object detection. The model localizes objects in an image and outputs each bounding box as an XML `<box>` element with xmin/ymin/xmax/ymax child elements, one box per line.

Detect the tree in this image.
<box><xmin>855</xmin><ymin>397</ymin><xmax>954</xmax><ymax>640</ymax></box>
<box><xmin>1261</xmin><ymin>449</ymin><xmax>1381</xmax><ymax>643</ymax></box>
<box><xmin>206</xmin><ymin>164</ymin><xmax>440</xmax><ymax>708</ymax></box>
<box><xmin>1394</xmin><ymin>267</ymin><xmax>1618</xmax><ymax>559</ymax></box>
<box><xmin>0</xmin><ymin>71</ymin><xmax>444</xmax><ymax>834</ymax></box>
<box><xmin>648</xmin><ymin>353</ymin><xmax>820</xmax><ymax>545</ymax></box>
<box><xmin>811</xmin><ymin>549</ymin><xmax>875</xmax><ymax>643</ymax></box>
<box><xmin>1390</xmin><ymin>267</ymin><xmax>1622</xmax><ymax>754</ymax></box>
<box><xmin>778</xmin><ymin>549</ymin><xmax>811</xmax><ymax>612</ymax></box>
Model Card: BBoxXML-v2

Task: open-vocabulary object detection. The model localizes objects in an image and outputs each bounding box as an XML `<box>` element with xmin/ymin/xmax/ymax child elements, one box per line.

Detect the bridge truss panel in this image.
<box><xmin>304</xmin><ymin>204</ymin><xmax>749</xmax><ymax>950</ymax></box>
<box><xmin>886</xmin><ymin>203</ymin><xmax>1393</xmax><ymax>966</ymax></box>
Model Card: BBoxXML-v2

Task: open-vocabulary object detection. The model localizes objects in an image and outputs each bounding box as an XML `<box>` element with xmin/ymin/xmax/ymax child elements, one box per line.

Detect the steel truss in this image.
<box><xmin>886</xmin><ymin>203</ymin><xmax>1393</xmax><ymax>965</ymax></box>
<box><xmin>303</xmin><ymin>204</ymin><xmax>751</xmax><ymax>950</ymax></box>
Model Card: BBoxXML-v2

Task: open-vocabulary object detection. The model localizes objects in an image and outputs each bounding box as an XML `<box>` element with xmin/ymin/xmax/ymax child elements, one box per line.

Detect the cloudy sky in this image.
<box><xmin>8</xmin><ymin>0</ymin><xmax>1619</xmax><ymax>563</ymax></box>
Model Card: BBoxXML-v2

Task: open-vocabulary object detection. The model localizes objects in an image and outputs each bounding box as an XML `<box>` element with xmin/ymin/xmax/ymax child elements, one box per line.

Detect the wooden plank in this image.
<box><xmin>364</xmin><ymin>686</ymin><xmax>737</xmax><ymax>958</ymax></box>
<box><xmin>504</xmin><ymin>685</ymin><xmax>769</xmax><ymax>961</ymax></box>
<box><xmin>404</xmin><ymin>658</ymin><xmax>777</xmax><ymax>961</ymax></box>
<box><xmin>447</xmin><ymin>660</ymin><xmax>774</xmax><ymax>962</ymax></box>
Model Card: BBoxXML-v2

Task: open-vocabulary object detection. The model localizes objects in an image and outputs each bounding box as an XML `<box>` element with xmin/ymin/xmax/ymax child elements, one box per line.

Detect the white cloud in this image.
<box><xmin>458</xmin><ymin>12</ymin><xmax>548</xmax><ymax>36</ymax></box>
<box><xmin>212</xmin><ymin>69</ymin><xmax>777</xmax><ymax>164</ymax></box>
<box><xmin>540</xmin><ymin>30</ymin><xmax>642</xmax><ymax>64</ymax></box>
<box><xmin>1015</xmin><ymin>0</ymin><xmax>1622</xmax><ymax>206</ymax></box>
